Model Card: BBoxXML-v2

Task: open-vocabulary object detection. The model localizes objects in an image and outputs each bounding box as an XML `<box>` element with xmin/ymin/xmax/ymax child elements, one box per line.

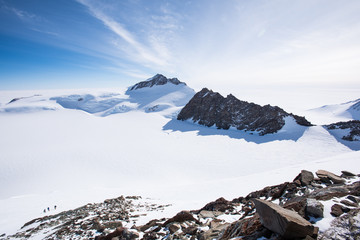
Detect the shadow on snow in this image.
<box><xmin>162</xmin><ymin>119</ymin><xmax>308</xmax><ymax>144</ymax></box>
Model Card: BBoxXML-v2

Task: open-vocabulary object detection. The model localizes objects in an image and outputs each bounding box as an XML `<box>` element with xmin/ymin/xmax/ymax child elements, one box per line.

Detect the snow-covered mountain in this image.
<box><xmin>307</xmin><ymin>98</ymin><xmax>360</xmax><ymax>125</ymax></box>
<box><xmin>1</xmin><ymin>74</ymin><xmax>195</xmax><ymax>118</ymax></box>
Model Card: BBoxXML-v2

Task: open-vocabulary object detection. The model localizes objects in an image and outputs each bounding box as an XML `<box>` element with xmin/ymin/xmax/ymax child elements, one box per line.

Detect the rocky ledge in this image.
<box><xmin>2</xmin><ymin>169</ymin><xmax>359</xmax><ymax>240</ymax></box>
<box><xmin>177</xmin><ymin>88</ymin><xmax>312</xmax><ymax>135</ymax></box>
<box><xmin>128</xmin><ymin>74</ymin><xmax>186</xmax><ymax>91</ymax></box>
<box><xmin>325</xmin><ymin>120</ymin><xmax>360</xmax><ymax>141</ymax></box>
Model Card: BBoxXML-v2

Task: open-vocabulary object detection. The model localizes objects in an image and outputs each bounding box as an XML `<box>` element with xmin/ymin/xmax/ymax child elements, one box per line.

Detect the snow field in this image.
<box><xmin>0</xmin><ymin>86</ymin><xmax>359</xmax><ymax>236</ymax></box>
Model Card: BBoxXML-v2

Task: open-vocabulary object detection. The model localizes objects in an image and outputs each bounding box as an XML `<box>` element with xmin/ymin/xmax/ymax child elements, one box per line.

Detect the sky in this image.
<box><xmin>1</xmin><ymin>0</ymin><xmax>360</xmax><ymax>91</ymax></box>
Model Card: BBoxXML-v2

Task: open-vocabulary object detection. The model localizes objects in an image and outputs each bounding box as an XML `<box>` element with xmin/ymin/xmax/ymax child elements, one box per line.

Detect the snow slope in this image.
<box><xmin>0</xmin><ymin>87</ymin><xmax>359</xmax><ymax>237</ymax></box>
<box><xmin>49</xmin><ymin>83</ymin><xmax>195</xmax><ymax>118</ymax></box>
<box><xmin>306</xmin><ymin>98</ymin><xmax>360</xmax><ymax>125</ymax></box>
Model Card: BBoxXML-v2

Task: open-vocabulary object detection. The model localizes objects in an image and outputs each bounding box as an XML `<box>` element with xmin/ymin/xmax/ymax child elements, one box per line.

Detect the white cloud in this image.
<box><xmin>76</xmin><ymin>0</ymin><xmax>171</xmax><ymax>68</ymax></box>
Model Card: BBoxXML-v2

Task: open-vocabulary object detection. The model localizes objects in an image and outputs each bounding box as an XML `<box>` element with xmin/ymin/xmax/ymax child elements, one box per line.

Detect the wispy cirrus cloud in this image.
<box><xmin>76</xmin><ymin>0</ymin><xmax>172</xmax><ymax>69</ymax></box>
<box><xmin>2</xmin><ymin>2</ymin><xmax>40</xmax><ymax>22</ymax></box>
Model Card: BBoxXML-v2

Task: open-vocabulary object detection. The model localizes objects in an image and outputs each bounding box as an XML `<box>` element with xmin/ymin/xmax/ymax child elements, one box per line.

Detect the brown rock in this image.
<box><xmin>199</xmin><ymin>210</ymin><xmax>223</xmax><ymax>218</ymax></box>
<box><xmin>347</xmin><ymin>195</ymin><xmax>359</xmax><ymax>203</ymax></box>
<box><xmin>293</xmin><ymin>170</ymin><xmax>314</xmax><ymax>186</ymax></box>
<box><xmin>95</xmin><ymin>227</ymin><xmax>138</xmax><ymax>240</ymax></box>
<box><xmin>283</xmin><ymin>197</ymin><xmax>307</xmax><ymax>218</ymax></box>
<box><xmin>253</xmin><ymin>199</ymin><xmax>317</xmax><ymax>239</ymax></box>
<box><xmin>331</xmin><ymin>204</ymin><xmax>344</xmax><ymax>217</ymax></box>
<box><xmin>168</xmin><ymin>223</ymin><xmax>180</xmax><ymax>234</ymax></box>
<box><xmin>183</xmin><ymin>226</ymin><xmax>198</xmax><ymax>235</ymax></box>
<box><xmin>310</xmin><ymin>186</ymin><xmax>349</xmax><ymax>201</ymax></box>
<box><xmin>163</xmin><ymin>211</ymin><xmax>199</xmax><ymax>226</ymax></box>
<box><xmin>341</xmin><ymin>170</ymin><xmax>357</xmax><ymax>178</ymax></box>
<box><xmin>340</xmin><ymin>199</ymin><xmax>358</xmax><ymax>207</ymax></box>
<box><xmin>199</xmin><ymin>197</ymin><xmax>234</xmax><ymax>212</ymax></box>
<box><xmin>316</xmin><ymin>170</ymin><xmax>345</xmax><ymax>184</ymax></box>
<box><xmin>140</xmin><ymin>219</ymin><xmax>160</xmax><ymax>232</ymax></box>
<box><xmin>219</xmin><ymin>214</ymin><xmax>264</xmax><ymax>240</ymax></box>
<box><xmin>200</xmin><ymin>222</ymin><xmax>230</xmax><ymax>240</ymax></box>
<box><xmin>306</xmin><ymin>199</ymin><xmax>324</xmax><ymax>219</ymax></box>
<box><xmin>209</xmin><ymin>219</ymin><xmax>223</xmax><ymax>229</ymax></box>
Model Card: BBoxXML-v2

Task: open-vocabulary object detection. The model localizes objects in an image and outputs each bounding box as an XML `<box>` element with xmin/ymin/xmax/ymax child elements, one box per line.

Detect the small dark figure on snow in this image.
<box><xmin>47</xmin><ymin>207</ymin><xmax>50</xmax><ymax>211</ymax></box>
<box><xmin>43</xmin><ymin>209</ymin><xmax>46</xmax><ymax>213</ymax></box>
<box><xmin>54</xmin><ymin>205</ymin><xmax>57</xmax><ymax>210</ymax></box>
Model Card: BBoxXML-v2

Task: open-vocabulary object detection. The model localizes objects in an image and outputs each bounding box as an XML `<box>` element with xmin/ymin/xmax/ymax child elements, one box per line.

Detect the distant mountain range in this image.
<box><xmin>1</xmin><ymin>74</ymin><xmax>359</xmax><ymax>142</ymax></box>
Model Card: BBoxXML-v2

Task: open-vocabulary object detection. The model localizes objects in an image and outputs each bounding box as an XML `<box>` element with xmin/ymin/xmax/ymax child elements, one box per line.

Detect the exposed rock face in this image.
<box><xmin>177</xmin><ymin>88</ymin><xmax>312</xmax><ymax>135</ymax></box>
<box><xmin>325</xmin><ymin>120</ymin><xmax>360</xmax><ymax>141</ymax></box>
<box><xmin>128</xmin><ymin>74</ymin><xmax>185</xmax><ymax>91</ymax></box>
<box><xmin>252</xmin><ymin>199</ymin><xmax>317</xmax><ymax>239</ymax></box>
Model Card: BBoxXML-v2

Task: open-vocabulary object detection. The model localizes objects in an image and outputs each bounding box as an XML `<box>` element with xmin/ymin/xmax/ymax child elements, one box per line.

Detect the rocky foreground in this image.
<box><xmin>2</xmin><ymin>170</ymin><xmax>360</xmax><ymax>240</ymax></box>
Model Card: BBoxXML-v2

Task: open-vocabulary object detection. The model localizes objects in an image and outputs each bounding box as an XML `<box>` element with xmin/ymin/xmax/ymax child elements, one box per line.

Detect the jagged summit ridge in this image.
<box><xmin>177</xmin><ymin>88</ymin><xmax>312</xmax><ymax>135</ymax></box>
<box><xmin>129</xmin><ymin>74</ymin><xmax>186</xmax><ymax>91</ymax></box>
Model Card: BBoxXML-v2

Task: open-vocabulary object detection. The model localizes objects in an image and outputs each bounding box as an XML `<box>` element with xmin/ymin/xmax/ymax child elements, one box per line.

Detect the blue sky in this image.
<box><xmin>1</xmin><ymin>0</ymin><xmax>360</xmax><ymax>90</ymax></box>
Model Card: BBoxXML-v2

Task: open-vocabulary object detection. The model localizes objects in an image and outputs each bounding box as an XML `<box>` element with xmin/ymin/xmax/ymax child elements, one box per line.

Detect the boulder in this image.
<box><xmin>219</xmin><ymin>214</ymin><xmax>265</xmax><ymax>240</ymax></box>
<box><xmin>331</xmin><ymin>204</ymin><xmax>344</xmax><ymax>217</ymax></box>
<box><xmin>341</xmin><ymin>170</ymin><xmax>357</xmax><ymax>178</ymax></box>
<box><xmin>140</xmin><ymin>219</ymin><xmax>160</xmax><ymax>232</ymax></box>
<box><xmin>199</xmin><ymin>197</ymin><xmax>234</xmax><ymax>212</ymax></box>
<box><xmin>347</xmin><ymin>195</ymin><xmax>359</xmax><ymax>203</ymax></box>
<box><xmin>200</xmin><ymin>222</ymin><xmax>230</xmax><ymax>240</ymax></box>
<box><xmin>306</xmin><ymin>198</ymin><xmax>324</xmax><ymax>218</ymax></box>
<box><xmin>168</xmin><ymin>223</ymin><xmax>180</xmax><ymax>234</ymax></box>
<box><xmin>316</xmin><ymin>170</ymin><xmax>345</xmax><ymax>184</ymax></box>
<box><xmin>293</xmin><ymin>170</ymin><xmax>314</xmax><ymax>186</ymax></box>
<box><xmin>283</xmin><ymin>197</ymin><xmax>307</xmax><ymax>218</ymax></box>
<box><xmin>253</xmin><ymin>199</ymin><xmax>317</xmax><ymax>239</ymax></box>
<box><xmin>163</xmin><ymin>211</ymin><xmax>199</xmax><ymax>226</ymax></box>
<box><xmin>340</xmin><ymin>199</ymin><xmax>358</xmax><ymax>208</ymax></box>
<box><xmin>310</xmin><ymin>185</ymin><xmax>349</xmax><ymax>201</ymax></box>
<box><xmin>199</xmin><ymin>210</ymin><xmax>223</xmax><ymax>218</ymax></box>
<box><xmin>183</xmin><ymin>226</ymin><xmax>198</xmax><ymax>235</ymax></box>
<box><xmin>94</xmin><ymin>227</ymin><xmax>138</xmax><ymax>240</ymax></box>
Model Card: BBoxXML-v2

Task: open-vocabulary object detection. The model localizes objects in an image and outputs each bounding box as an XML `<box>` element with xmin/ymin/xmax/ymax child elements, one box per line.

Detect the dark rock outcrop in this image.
<box><xmin>129</xmin><ymin>74</ymin><xmax>185</xmax><ymax>91</ymax></box>
<box><xmin>177</xmin><ymin>88</ymin><xmax>312</xmax><ymax>135</ymax></box>
<box><xmin>325</xmin><ymin>120</ymin><xmax>360</xmax><ymax>141</ymax></box>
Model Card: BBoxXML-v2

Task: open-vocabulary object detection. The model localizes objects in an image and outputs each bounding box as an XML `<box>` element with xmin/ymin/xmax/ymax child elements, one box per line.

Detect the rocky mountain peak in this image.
<box><xmin>177</xmin><ymin>88</ymin><xmax>312</xmax><ymax>135</ymax></box>
<box><xmin>129</xmin><ymin>74</ymin><xmax>186</xmax><ymax>91</ymax></box>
